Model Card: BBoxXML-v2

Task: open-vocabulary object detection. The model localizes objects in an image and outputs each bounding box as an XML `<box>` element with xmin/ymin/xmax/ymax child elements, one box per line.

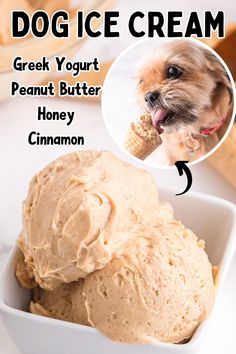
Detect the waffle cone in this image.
<box><xmin>124</xmin><ymin>124</ymin><xmax>161</xmax><ymax>160</ymax></box>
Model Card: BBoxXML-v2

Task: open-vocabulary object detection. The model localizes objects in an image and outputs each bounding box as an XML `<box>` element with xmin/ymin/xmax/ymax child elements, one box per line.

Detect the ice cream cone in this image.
<box><xmin>124</xmin><ymin>115</ymin><xmax>162</xmax><ymax>160</ymax></box>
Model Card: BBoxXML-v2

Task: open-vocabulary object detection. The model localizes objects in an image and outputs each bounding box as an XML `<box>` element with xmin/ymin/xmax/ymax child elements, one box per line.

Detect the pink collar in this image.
<box><xmin>200</xmin><ymin>113</ymin><xmax>228</xmax><ymax>136</ymax></box>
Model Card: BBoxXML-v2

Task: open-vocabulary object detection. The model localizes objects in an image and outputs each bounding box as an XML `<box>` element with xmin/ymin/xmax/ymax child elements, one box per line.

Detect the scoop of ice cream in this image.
<box><xmin>30</xmin><ymin>283</ymin><xmax>73</xmax><ymax>322</ymax></box>
<box><xmin>30</xmin><ymin>280</ymin><xmax>90</xmax><ymax>326</ymax></box>
<box><xmin>156</xmin><ymin>202</ymin><xmax>173</xmax><ymax>223</ymax></box>
<box><xmin>16</xmin><ymin>249</ymin><xmax>37</xmax><ymax>289</ymax></box>
<box><xmin>133</xmin><ymin>115</ymin><xmax>161</xmax><ymax>143</ymax></box>
<box><xmin>124</xmin><ymin>115</ymin><xmax>162</xmax><ymax>160</ymax></box>
<box><xmin>71</xmin><ymin>280</ymin><xmax>90</xmax><ymax>326</ymax></box>
<box><xmin>83</xmin><ymin>221</ymin><xmax>215</xmax><ymax>344</ymax></box>
<box><xmin>19</xmin><ymin>150</ymin><xmax>160</xmax><ymax>290</ymax></box>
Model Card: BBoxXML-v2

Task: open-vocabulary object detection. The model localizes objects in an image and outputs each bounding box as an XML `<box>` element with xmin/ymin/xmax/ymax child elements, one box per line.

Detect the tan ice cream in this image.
<box><xmin>18</xmin><ymin>150</ymin><xmax>160</xmax><ymax>290</ymax></box>
<box><xmin>30</xmin><ymin>283</ymin><xmax>73</xmax><ymax>322</ymax></box>
<box><xmin>16</xmin><ymin>150</ymin><xmax>216</xmax><ymax>345</ymax></box>
<box><xmin>124</xmin><ymin>115</ymin><xmax>162</xmax><ymax>160</ymax></box>
<box><xmin>16</xmin><ymin>253</ymin><xmax>90</xmax><ymax>325</ymax></box>
<box><xmin>83</xmin><ymin>221</ymin><xmax>215</xmax><ymax>344</ymax></box>
<box><xmin>16</xmin><ymin>247</ymin><xmax>37</xmax><ymax>289</ymax></box>
<box><xmin>30</xmin><ymin>280</ymin><xmax>91</xmax><ymax>326</ymax></box>
<box><xmin>71</xmin><ymin>280</ymin><xmax>90</xmax><ymax>326</ymax></box>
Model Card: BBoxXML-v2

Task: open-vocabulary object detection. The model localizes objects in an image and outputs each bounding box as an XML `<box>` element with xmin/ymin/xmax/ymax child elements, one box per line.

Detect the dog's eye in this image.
<box><xmin>139</xmin><ymin>79</ymin><xmax>144</xmax><ymax>84</ymax></box>
<box><xmin>166</xmin><ymin>66</ymin><xmax>182</xmax><ymax>79</ymax></box>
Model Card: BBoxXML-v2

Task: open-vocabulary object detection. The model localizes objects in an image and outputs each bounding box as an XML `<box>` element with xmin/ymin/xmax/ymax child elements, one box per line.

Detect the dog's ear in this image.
<box><xmin>202</xmin><ymin>48</ymin><xmax>233</xmax><ymax>101</ymax></box>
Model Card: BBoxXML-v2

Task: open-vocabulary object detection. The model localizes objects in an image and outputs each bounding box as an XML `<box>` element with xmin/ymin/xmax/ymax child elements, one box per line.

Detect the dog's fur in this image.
<box><xmin>137</xmin><ymin>40</ymin><xmax>233</xmax><ymax>165</ymax></box>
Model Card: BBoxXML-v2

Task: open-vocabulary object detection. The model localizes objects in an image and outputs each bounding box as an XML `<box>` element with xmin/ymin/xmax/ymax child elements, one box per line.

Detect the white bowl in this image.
<box><xmin>0</xmin><ymin>189</ymin><xmax>236</xmax><ymax>354</ymax></box>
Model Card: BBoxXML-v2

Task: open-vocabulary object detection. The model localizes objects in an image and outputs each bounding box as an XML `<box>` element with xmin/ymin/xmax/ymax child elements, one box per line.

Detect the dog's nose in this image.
<box><xmin>145</xmin><ymin>91</ymin><xmax>160</xmax><ymax>105</ymax></box>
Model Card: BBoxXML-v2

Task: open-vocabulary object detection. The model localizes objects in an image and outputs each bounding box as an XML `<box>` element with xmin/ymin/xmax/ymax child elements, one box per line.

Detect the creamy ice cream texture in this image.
<box><xmin>30</xmin><ymin>283</ymin><xmax>74</xmax><ymax>323</ymax></box>
<box><xmin>16</xmin><ymin>150</ymin><xmax>216</xmax><ymax>345</ymax></box>
<box><xmin>124</xmin><ymin>115</ymin><xmax>162</xmax><ymax>160</ymax></box>
<box><xmin>83</xmin><ymin>221</ymin><xmax>215</xmax><ymax>344</ymax></box>
<box><xmin>30</xmin><ymin>280</ymin><xmax>90</xmax><ymax>326</ymax></box>
<box><xmin>18</xmin><ymin>150</ymin><xmax>161</xmax><ymax>290</ymax></box>
<box><xmin>28</xmin><ymin>221</ymin><xmax>215</xmax><ymax>344</ymax></box>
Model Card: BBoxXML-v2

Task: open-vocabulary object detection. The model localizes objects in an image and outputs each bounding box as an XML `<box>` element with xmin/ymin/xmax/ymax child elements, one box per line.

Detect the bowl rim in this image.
<box><xmin>0</xmin><ymin>189</ymin><xmax>235</xmax><ymax>351</ymax></box>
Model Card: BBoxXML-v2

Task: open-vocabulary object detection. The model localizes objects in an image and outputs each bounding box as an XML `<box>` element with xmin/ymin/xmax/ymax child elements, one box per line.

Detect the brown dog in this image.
<box><xmin>137</xmin><ymin>40</ymin><xmax>233</xmax><ymax>165</ymax></box>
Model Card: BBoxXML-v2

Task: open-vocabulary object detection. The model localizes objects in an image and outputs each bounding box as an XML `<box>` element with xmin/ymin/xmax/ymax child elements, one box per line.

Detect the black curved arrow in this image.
<box><xmin>175</xmin><ymin>161</ymin><xmax>192</xmax><ymax>196</ymax></box>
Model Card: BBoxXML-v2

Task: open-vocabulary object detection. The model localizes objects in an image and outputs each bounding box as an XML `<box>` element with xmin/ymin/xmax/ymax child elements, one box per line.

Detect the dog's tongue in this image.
<box><xmin>152</xmin><ymin>109</ymin><xmax>168</xmax><ymax>134</ymax></box>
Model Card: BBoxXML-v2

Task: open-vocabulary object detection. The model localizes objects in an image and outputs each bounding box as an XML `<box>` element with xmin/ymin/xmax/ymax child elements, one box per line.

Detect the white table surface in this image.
<box><xmin>1</xmin><ymin>0</ymin><xmax>236</xmax><ymax>352</ymax></box>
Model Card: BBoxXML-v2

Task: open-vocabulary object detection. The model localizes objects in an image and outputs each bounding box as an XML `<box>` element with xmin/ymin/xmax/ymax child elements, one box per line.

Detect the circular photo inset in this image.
<box><xmin>102</xmin><ymin>38</ymin><xmax>235</xmax><ymax>167</ymax></box>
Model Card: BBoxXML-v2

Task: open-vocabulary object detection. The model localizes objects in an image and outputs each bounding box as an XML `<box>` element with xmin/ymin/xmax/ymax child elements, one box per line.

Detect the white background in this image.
<box><xmin>0</xmin><ymin>0</ymin><xmax>236</xmax><ymax>353</ymax></box>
